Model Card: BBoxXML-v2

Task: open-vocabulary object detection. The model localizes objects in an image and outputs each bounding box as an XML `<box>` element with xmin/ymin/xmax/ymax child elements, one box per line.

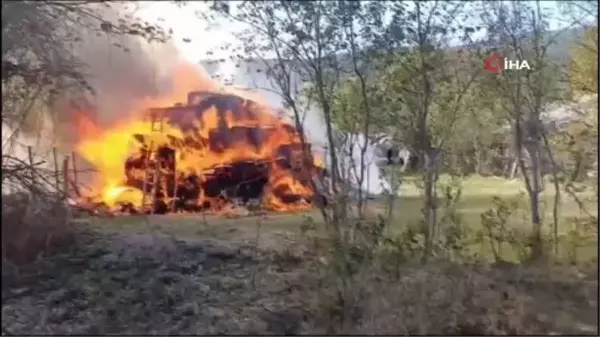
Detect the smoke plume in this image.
<box><xmin>53</xmin><ymin>2</ymin><xmax>211</xmax><ymax>146</ymax></box>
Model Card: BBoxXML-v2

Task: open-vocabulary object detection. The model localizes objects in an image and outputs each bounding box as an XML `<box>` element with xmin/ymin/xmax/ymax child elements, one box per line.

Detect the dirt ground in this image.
<box><xmin>2</xmin><ymin>214</ymin><xmax>598</xmax><ymax>335</ymax></box>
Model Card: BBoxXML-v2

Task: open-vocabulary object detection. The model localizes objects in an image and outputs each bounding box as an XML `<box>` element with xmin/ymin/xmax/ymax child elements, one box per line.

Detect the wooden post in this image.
<box><xmin>62</xmin><ymin>156</ymin><xmax>70</xmax><ymax>200</ymax></box>
<box><xmin>52</xmin><ymin>148</ymin><xmax>61</xmax><ymax>196</ymax></box>
<box><xmin>141</xmin><ymin>141</ymin><xmax>153</xmax><ymax>213</ymax></box>
<box><xmin>71</xmin><ymin>151</ymin><xmax>81</xmax><ymax>197</ymax></box>
<box><xmin>171</xmin><ymin>165</ymin><xmax>178</xmax><ymax>213</ymax></box>
<box><xmin>151</xmin><ymin>159</ymin><xmax>160</xmax><ymax>215</ymax></box>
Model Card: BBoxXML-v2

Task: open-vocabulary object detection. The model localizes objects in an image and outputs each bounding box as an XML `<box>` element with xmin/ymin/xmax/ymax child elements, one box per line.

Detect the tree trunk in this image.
<box><xmin>385</xmin><ymin>167</ymin><xmax>399</xmax><ymax>226</ymax></box>
<box><xmin>474</xmin><ymin>146</ymin><xmax>481</xmax><ymax>175</ymax></box>
<box><xmin>528</xmin><ymin>145</ymin><xmax>544</xmax><ymax>260</ymax></box>
<box><xmin>364</xmin><ymin>165</ymin><xmax>370</xmax><ymax>213</ymax></box>
<box><xmin>508</xmin><ymin>158</ymin><xmax>518</xmax><ymax>179</ymax></box>
<box><xmin>541</xmin><ymin>132</ymin><xmax>561</xmax><ymax>257</ymax></box>
<box><xmin>505</xmin><ymin>144</ymin><xmax>519</xmax><ymax>179</ymax></box>
<box><xmin>421</xmin><ymin>148</ymin><xmax>440</xmax><ymax>263</ymax></box>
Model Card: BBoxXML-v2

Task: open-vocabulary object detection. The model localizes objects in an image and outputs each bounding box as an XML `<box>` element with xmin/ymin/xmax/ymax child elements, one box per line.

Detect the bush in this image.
<box><xmin>2</xmin><ymin>192</ymin><xmax>77</xmax><ymax>265</ymax></box>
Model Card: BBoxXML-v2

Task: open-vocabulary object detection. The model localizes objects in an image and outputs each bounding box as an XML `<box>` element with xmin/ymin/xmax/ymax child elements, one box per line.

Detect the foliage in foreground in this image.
<box><xmin>2</xmin><ymin>228</ymin><xmax>597</xmax><ymax>335</ymax></box>
<box><xmin>1</xmin><ymin>174</ymin><xmax>597</xmax><ymax>335</ymax></box>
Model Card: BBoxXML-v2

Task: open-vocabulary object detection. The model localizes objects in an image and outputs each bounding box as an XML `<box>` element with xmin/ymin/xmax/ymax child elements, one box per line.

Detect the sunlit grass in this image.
<box><xmin>88</xmin><ymin>175</ymin><xmax>597</xmax><ymax>262</ymax></box>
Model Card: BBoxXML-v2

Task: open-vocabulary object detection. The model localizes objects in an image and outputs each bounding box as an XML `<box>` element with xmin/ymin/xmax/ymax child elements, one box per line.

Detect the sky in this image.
<box><xmin>136</xmin><ymin>1</ymin><xmax>575</xmax><ymax>66</ymax></box>
<box><xmin>136</xmin><ymin>2</ymin><xmax>240</xmax><ymax>64</ymax></box>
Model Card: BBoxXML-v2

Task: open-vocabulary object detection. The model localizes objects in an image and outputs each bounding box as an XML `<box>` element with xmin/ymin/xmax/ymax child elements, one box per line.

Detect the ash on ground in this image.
<box><xmin>2</xmin><ymin>234</ymin><xmax>316</xmax><ymax>335</ymax></box>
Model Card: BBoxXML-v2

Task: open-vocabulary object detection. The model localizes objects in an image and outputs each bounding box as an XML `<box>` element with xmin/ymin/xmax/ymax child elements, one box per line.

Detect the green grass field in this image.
<box><xmin>85</xmin><ymin>175</ymin><xmax>597</xmax><ymax>263</ymax></box>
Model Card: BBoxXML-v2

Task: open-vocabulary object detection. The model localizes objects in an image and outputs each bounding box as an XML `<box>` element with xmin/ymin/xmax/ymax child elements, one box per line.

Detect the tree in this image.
<box><xmin>322</xmin><ymin>1</ymin><xmax>484</xmax><ymax>262</ymax></box>
<box><xmin>478</xmin><ymin>0</ymin><xmax>568</xmax><ymax>260</ymax></box>
<box><xmin>326</xmin><ymin>67</ymin><xmax>392</xmax><ymax>216</ymax></box>
<box><xmin>2</xmin><ymin>1</ymin><xmax>170</xmax><ymax>194</ymax></box>
<box><xmin>201</xmin><ymin>1</ymin><xmax>417</xmax><ymax>221</ymax></box>
<box><xmin>569</xmin><ymin>26</ymin><xmax>598</xmax><ymax>96</ymax></box>
<box><xmin>2</xmin><ymin>2</ymin><xmax>170</xmax><ymax>137</ymax></box>
<box><xmin>558</xmin><ymin>0</ymin><xmax>598</xmax><ymax>28</ymax></box>
<box><xmin>201</xmin><ymin>1</ymin><xmax>462</xmax><ymax>329</ymax></box>
<box><xmin>374</xmin><ymin>2</ymin><xmax>481</xmax><ymax>261</ymax></box>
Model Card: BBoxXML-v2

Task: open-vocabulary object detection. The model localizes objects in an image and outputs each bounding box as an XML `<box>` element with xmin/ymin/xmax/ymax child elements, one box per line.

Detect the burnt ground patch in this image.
<box><xmin>2</xmin><ymin>232</ymin><xmax>597</xmax><ymax>335</ymax></box>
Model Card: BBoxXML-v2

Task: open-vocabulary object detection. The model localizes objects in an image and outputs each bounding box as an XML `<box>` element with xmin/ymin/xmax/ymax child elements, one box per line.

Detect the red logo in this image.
<box><xmin>484</xmin><ymin>55</ymin><xmax>503</xmax><ymax>73</ymax></box>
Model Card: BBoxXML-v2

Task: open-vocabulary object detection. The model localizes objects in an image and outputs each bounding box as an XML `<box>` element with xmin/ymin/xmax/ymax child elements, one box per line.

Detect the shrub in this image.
<box><xmin>2</xmin><ymin>192</ymin><xmax>77</xmax><ymax>265</ymax></box>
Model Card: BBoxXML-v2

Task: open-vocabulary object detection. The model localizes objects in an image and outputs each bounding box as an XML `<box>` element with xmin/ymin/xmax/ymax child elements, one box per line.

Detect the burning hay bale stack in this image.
<box><xmin>73</xmin><ymin>91</ymin><xmax>327</xmax><ymax>215</ymax></box>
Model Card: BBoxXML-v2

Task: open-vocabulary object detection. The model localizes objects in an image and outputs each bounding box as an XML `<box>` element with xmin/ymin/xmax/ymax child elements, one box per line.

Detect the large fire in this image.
<box><xmin>73</xmin><ymin>62</ymin><xmax>325</xmax><ymax>214</ymax></box>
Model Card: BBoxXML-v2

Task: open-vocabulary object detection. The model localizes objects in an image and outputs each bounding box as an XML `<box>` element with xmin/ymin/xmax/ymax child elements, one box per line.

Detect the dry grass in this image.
<box><xmin>1</xmin><ymin>192</ymin><xmax>78</xmax><ymax>265</ymax></box>
<box><xmin>347</xmin><ymin>262</ymin><xmax>598</xmax><ymax>335</ymax></box>
<box><xmin>1</xmin><ymin>175</ymin><xmax>597</xmax><ymax>335</ymax></box>
<box><xmin>2</xmin><ymin>234</ymin><xmax>317</xmax><ymax>335</ymax></box>
<box><xmin>2</xmin><ymin>232</ymin><xmax>597</xmax><ymax>335</ymax></box>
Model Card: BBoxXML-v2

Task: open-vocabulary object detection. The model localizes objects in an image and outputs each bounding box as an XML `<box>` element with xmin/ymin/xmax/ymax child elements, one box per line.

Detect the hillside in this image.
<box><xmin>544</xmin><ymin>26</ymin><xmax>589</xmax><ymax>64</ymax></box>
